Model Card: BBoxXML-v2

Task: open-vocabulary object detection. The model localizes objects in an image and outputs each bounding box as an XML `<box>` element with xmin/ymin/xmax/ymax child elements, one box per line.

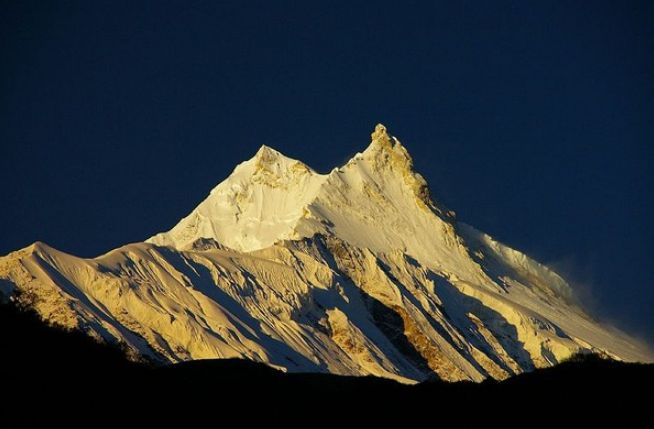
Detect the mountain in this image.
<box><xmin>0</xmin><ymin>124</ymin><xmax>651</xmax><ymax>383</ymax></box>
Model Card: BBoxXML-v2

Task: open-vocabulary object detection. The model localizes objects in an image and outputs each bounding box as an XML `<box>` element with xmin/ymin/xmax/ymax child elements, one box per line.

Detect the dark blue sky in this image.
<box><xmin>2</xmin><ymin>1</ymin><xmax>653</xmax><ymax>342</ymax></box>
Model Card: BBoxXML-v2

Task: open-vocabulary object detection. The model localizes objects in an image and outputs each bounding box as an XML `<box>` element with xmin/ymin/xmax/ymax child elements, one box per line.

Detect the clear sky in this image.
<box><xmin>2</xmin><ymin>1</ymin><xmax>653</xmax><ymax>343</ymax></box>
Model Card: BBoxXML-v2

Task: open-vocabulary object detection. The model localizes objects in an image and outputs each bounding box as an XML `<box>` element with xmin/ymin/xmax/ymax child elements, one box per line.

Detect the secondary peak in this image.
<box><xmin>255</xmin><ymin>144</ymin><xmax>284</xmax><ymax>163</ymax></box>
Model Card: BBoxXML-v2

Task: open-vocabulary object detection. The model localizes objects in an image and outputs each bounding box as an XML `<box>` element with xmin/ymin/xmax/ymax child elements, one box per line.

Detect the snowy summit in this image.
<box><xmin>1</xmin><ymin>124</ymin><xmax>651</xmax><ymax>382</ymax></box>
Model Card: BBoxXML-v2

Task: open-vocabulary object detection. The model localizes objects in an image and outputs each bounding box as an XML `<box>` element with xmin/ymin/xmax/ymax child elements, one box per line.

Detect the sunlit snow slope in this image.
<box><xmin>1</xmin><ymin>124</ymin><xmax>651</xmax><ymax>382</ymax></box>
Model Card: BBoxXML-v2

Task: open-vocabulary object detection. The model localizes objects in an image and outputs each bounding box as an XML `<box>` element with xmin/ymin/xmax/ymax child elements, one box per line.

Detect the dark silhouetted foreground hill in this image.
<box><xmin>1</xmin><ymin>301</ymin><xmax>652</xmax><ymax>420</ymax></box>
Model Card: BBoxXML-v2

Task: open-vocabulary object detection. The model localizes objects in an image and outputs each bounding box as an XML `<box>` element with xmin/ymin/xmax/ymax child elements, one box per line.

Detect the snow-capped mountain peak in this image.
<box><xmin>250</xmin><ymin>144</ymin><xmax>312</xmax><ymax>176</ymax></box>
<box><xmin>353</xmin><ymin>123</ymin><xmax>416</xmax><ymax>176</ymax></box>
<box><xmin>148</xmin><ymin>124</ymin><xmax>437</xmax><ymax>253</ymax></box>
<box><xmin>2</xmin><ymin>123</ymin><xmax>651</xmax><ymax>384</ymax></box>
<box><xmin>365</xmin><ymin>123</ymin><xmax>407</xmax><ymax>158</ymax></box>
<box><xmin>226</xmin><ymin>144</ymin><xmax>318</xmax><ymax>187</ymax></box>
<box><xmin>148</xmin><ymin>140</ymin><xmax>326</xmax><ymax>252</ymax></box>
